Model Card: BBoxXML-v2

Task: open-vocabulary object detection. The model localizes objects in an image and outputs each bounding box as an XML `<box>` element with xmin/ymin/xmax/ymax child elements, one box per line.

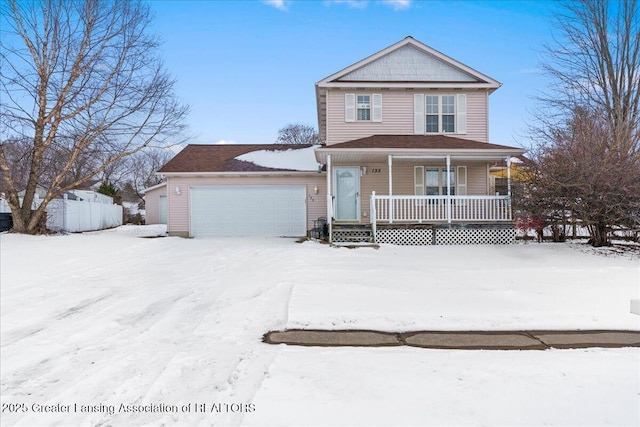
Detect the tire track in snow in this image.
<box><xmin>198</xmin><ymin>282</ymin><xmax>294</xmax><ymax>426</ymax></box>
<box><xmin>1</xmin><ymin>237</ymin><xmax>299</xmax><ymax>426</ymax></box>
<box><xmin>129</xmin><ymin>281</ymin><xmax>295</xmax><ymax>426</ymax></box>
<box><xmin>2</xmin><ymin>294</ymin><xmax>112</xmax><ymax>347</ymax></box>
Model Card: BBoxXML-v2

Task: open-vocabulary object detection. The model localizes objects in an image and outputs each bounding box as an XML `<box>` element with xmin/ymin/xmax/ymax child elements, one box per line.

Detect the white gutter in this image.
<box><xmin>141</xmin><ymin>182</ymin><xmax>167</xmax><ymax>193</ymax></box>
<box><xmin>318</xmin><ymin>82</ymin><xmax>499</xmax><ymax>89</ymax></box>
<box><xmin>316</xmin><ymin>148</ymin><xmax>525</xmax><ymax>155</ymax></box>
<box><xmin>158</xmin><ymin>171</ymin><xmax>325</xmax><ymax>177</ymax></box>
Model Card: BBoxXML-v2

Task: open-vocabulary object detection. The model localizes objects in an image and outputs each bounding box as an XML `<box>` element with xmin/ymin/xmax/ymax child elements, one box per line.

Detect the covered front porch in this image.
<box><xmin>315</xmin><ymin>136</ymin><xmax>525</xmax><ymax>245</ymax></box>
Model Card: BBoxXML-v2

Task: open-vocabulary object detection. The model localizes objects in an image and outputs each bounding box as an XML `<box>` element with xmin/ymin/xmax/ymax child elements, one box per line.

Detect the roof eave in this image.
<box><xmin>317</xmin><ymin>82</ymin><xmax>501</xmax><ymax>90</ymax></box>
<box><xmin>315</xmin><ymin>85</ymin><xmax>327</xmax><ymax>142</ymax></box>
<box><xmin>141</xmin><ymin>181</ymin><xmax>167</xmax><ymax>193</ymax></box>
<box><xmin>158</xmin><ymin>171</ymin><xmax>325</xmax><ymax>177</ymax></box>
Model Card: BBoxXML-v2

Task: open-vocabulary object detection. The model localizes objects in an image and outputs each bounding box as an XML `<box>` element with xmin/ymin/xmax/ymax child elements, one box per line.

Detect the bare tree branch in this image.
<box><xmin>525</xmin><ymin>0</ymin><xmax>640</xmax><ymax>246</ymax></box>
<box><xmin>276</xmin><ymin>123</ymin><xmax>321</xmax><ymax>145</ymax></box>
<box><xmin>0</xmin><ymin>0</ymin><xmax>189</xmax><ymax>233</ymax></box>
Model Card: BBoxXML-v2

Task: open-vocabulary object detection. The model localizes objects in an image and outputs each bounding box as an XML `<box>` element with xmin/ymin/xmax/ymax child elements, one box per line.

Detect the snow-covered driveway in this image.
<box><xmin>1</xmin><ymin>226</ymin><xmax>638</xmax><ymax>426</ymax></box>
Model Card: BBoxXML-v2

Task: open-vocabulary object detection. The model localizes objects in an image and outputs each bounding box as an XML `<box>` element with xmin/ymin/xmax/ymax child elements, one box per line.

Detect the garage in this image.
<box><xmin>190</xmin><ymin>185</ymin><xmax>307</xmax><ymax>237</ymax></box>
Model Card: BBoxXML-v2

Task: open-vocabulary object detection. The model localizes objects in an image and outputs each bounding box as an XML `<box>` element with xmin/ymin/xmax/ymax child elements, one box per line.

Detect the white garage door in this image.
<box><xmin>190</xmin><ymin>186</ymin><xmax>307</xmax><ymax>237</ymax></box>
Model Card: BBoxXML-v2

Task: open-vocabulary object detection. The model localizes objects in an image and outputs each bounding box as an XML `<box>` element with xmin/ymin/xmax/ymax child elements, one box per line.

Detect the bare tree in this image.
<box><xmin>527</xmin><ymin>0</ymin><xmax>640</xmax><ymax>246</ymax></box>
<box><xmin>0</xmin><ymin>0</ymin><xmax>188</xmax><ymax>233</ymax></box>
<box><xmin>126</xmin><ymin>148</ymin><xmax>173</xmax><ymax>204</ymax></box>
<box><xmin>276</xmin><ymin>123</ymin><xmax>321</xmax><ymax>145</ymax></box>
<box><xmin>0</xmin><ymin>137</ymin><xmax>31</xmax><ymax>195</ymax></box>
<box><xmin>519</xmin><ymin>107</ymin><xmax>640</xmax><ymax>246</ymax></box>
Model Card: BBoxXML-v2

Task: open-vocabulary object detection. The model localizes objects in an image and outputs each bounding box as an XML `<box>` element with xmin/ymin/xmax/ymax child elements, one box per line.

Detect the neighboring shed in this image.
<box><xmin>143</xmin><ymin>182</ymin><xmax>167</xmax><ymax>225</ymax></box>
<box><xmin>157</xmin><ymin>144</ymin><xmax>325</xmax><ymax>238</ymax></box>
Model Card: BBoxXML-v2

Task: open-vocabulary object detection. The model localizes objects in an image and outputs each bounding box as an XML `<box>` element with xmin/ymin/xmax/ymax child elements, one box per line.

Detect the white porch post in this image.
<box><xmin>326</xmin><ymin>154</ymin><xmax>332</xmax><ymax>243</ymax></box>
<box><xmin>506</xmin><ymin>156</ymin><xmax>512</xmax><ymax>197</ymax></box>
<box><xmin>506</xmin><ymin>155</ymin><xmax>512</xmax><ymax>221</ymax></box>
<box><xmin>446</xmin><ymin>154</ymin><xmax>451</xmax><ymax>224</ymax></box>
<box><xmin>388</xmin><ymin>154</ymin><xmax>393</xmax><ymax>224</ymax></box>
<box><xmin>370</xmin><ymin>191</ymin><xmax>377</xmax><ymax>242</ymax></box>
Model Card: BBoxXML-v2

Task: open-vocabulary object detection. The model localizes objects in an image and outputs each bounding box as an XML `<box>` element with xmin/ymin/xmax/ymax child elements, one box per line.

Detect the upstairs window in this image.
<box><xmin>356</xmin><ymin>95</ymin><xmax>371</xmax><ymax>121</ymax></box>
<box><xmin>425</xmin><ymin>95</ymin><xmax>455</xmax><ymax>133</ymax></box>
<box><xmin>441</xmin><ymin>95</ymin><xmax>455</xmax><ymax>133</ymax></box>
<box><xmin>345</xmin><ymin>93</ymin><xmax>382</xmax><ymax>123</ymax></box>
<box><xmin>414</xmin><ymin>93</ymin><xmax>466</xmax><ymax>135</ymax></box>
<box><xmin>426</xmin><ymin>96</ymin><xmax>439</xmax><ymax>133</ymax></box>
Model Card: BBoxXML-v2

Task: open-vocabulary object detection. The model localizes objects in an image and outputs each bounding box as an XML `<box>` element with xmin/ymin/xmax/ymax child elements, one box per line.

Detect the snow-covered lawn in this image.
<box><xmin>1</xmin><ymin>226</ymin><xmax>638</xmax><ymax>426</ymax></box>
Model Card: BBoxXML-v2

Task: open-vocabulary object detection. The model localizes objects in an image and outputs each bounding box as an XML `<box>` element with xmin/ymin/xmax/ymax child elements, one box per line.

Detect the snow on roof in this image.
<box><xmin>142</xmin><ymin>182</ymin><xmax>167</xmax><ymax>193</ymax></box>
<box><xmin>235</xmin><ymin>145</ymin><xmax>321</xmax><ymax>172</ymax></box>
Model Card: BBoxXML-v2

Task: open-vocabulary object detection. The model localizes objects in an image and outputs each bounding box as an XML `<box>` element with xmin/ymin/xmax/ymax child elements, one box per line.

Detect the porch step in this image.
<box><xmin>331</xmin><ymin>224</ymin><xmax>373</xmax><ymax>243</ymax></box>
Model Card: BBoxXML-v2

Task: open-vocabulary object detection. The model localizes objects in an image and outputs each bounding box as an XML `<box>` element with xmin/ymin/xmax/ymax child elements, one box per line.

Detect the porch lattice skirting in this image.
<box><xmin>332</xmin><ymin>224</ymin><xmax>516</xmax><ymax>245</ymax></box>
<box><xmin>376</xmin><ymin>227</ymin><xmax>433</xmax><ymax>245</ymax></box>
<box><xmin>433</xmin><ymin>224</ymin><xmax>515</xmax><ymax>245</ymax></box>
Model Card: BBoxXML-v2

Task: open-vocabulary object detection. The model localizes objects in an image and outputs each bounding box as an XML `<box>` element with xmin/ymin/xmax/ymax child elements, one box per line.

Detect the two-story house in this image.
<box><xmin>150</xmin><ymin>36</ymin><xmax>525</xmax><ymax>244</ymax></box>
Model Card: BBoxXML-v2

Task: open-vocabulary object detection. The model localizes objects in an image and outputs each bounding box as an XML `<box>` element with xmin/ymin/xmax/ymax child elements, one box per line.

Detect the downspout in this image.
<box><xmin>327</xmin><ymin>154</ymin><xmax>332</xmax><ymax>243</ymax></box>
<box><xmin>388</xmin><ymin>154</ymin><xmax>393</xmax><ymax>224</ymax></box>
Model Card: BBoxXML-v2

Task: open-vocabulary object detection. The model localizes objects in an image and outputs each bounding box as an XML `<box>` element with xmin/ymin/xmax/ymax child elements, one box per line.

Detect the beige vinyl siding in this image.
<box><xmin>166</xmin><ymin>175</ymin><xmax>326</xmax><ymax>236</ymax></box>
<box><xmin>328</xmin><ymin>90</ymin><xmax>413</xmax><ymax>144</ymax></box>
<box><xmin>144</xmin><ymin>185</ymin><xmax>165</xmax><ymax>224</ymax></box>
<box><xmin>332</xmin><ymin>161</ymin><xmax>490</xmax><ymax>223</ymax></box>
<box><xmin>359</xmin><ymin>163</ymin><xmax>389</xmax><ymax>224</ymax></box>
<box><xmin>327</xmin><ymin>89</ymin><xmax>489</xmax><ymax>145</ymax></box>
<box><xmin>466</xmin><ymin>92</ymin><xmax>489</xmax><ymax>142</ymax></box>
<box><xmin>466</xmin><ymin>163</ymin><xmax>489</xmax><ymax>195</ymax></box>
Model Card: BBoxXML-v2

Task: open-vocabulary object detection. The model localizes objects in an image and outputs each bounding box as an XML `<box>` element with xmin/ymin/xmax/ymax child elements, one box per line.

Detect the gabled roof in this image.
<box><xmin>315</xmin><ymin>36</ymin><xmax>501</xmax><ymax>141</ymax></box>
<box><xmin>316</xmin><ymin>36</ymin><xmax>501</xmax><ymax>89</ymax></box>
<box><xmin>157</xmin><ymin>144</ymin><xmax>319</xmax><ymax>174</ymax></box>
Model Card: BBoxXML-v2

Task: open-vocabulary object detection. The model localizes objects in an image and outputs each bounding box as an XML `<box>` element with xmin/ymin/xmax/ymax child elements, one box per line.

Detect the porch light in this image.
<box><xmin>313</xmin><ymin>186</ymin><xmax>319</xmax><ymax>194</ymax></box>
<box><xmin>361</xmin><ymin>166</ymin><xmax>367</xmax><ymax>175</ymax></box>
<box><xmin>175</xmin><ymin>186</ymin><xmax>181</xmax><ymax>195</ymax></box>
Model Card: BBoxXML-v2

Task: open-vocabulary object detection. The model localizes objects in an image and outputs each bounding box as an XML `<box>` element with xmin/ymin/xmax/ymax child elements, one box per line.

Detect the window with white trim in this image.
<box><xmin>357</xmin><ymin>95</ymin><xmax>371</xmax><ymax>121</ymax></box>
<box><xmin>414</xmin><ymin>93</ymin><xmax>466</xmax><ymax>135</ymax></box>
<box><xmin>415</xmin><ymin>166</ymin><xmax>466</xmax><ymax>196</ymax></box>
<box><xmin>426</xmin><ymin>96</ymin><xmax>439</xmax><ymax>133</ymax></box>
<box><xmin>425</xmin><ymin>95</ymin><xmax>455</xmax><ymax>133</ymax></box>
<box><xmin>345</xmin><ymin>93</ymin><xmax>382</xmax><ymax>123</ymax></box>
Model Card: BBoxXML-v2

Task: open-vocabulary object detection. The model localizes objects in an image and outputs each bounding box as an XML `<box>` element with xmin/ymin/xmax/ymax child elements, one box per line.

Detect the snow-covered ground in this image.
<box><xmin>1</xmin><ymin>226</ymin><xmax>638</xmax><ymax>426</ymax></box>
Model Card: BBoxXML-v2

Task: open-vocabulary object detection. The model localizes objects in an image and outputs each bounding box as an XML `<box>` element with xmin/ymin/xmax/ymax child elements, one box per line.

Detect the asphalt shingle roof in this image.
<box><xmin>320</xmin><ymin>135</ymin><xmax>522</xmax><ymax>151</ymax></box>
<box><xmin>158</xmin><ymin>144</ymin><xmax>314</xmax><ymax>173</ymax></box>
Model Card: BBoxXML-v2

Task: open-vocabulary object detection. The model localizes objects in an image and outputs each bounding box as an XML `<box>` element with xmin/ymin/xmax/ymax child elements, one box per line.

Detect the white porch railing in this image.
<box><xmin>370</xmin><ymin>193</ymin><xmax>512</xmax><ymax>225</ymax></box>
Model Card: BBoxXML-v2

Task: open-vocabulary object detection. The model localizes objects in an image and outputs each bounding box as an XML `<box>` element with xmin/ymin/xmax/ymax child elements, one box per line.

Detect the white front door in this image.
<box><xmin>333</xmin><ymin>167</ymin><xmax>360</xmax><ymax>221</ymax></box>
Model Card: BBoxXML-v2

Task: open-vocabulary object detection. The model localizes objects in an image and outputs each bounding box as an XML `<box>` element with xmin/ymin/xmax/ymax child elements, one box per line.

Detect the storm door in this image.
<box><xmin>333</xmin><ymin>167</ymin><xmax>360</xmax><ymax>221</ymax></box>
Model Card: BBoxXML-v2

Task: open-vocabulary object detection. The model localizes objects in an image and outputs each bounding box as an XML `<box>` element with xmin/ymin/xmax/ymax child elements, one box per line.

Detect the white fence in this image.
<box><xmin>0</xmin><ymin>196</ymin><xmax>122</xmax><ymax>232</ymax></box>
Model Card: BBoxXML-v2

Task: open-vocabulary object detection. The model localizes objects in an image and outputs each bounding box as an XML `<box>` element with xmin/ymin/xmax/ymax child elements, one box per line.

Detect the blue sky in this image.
<box><xmin>149</xmin><ymin>0</ymin><xmax>559</xmax><ymax>148</ymax></box>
